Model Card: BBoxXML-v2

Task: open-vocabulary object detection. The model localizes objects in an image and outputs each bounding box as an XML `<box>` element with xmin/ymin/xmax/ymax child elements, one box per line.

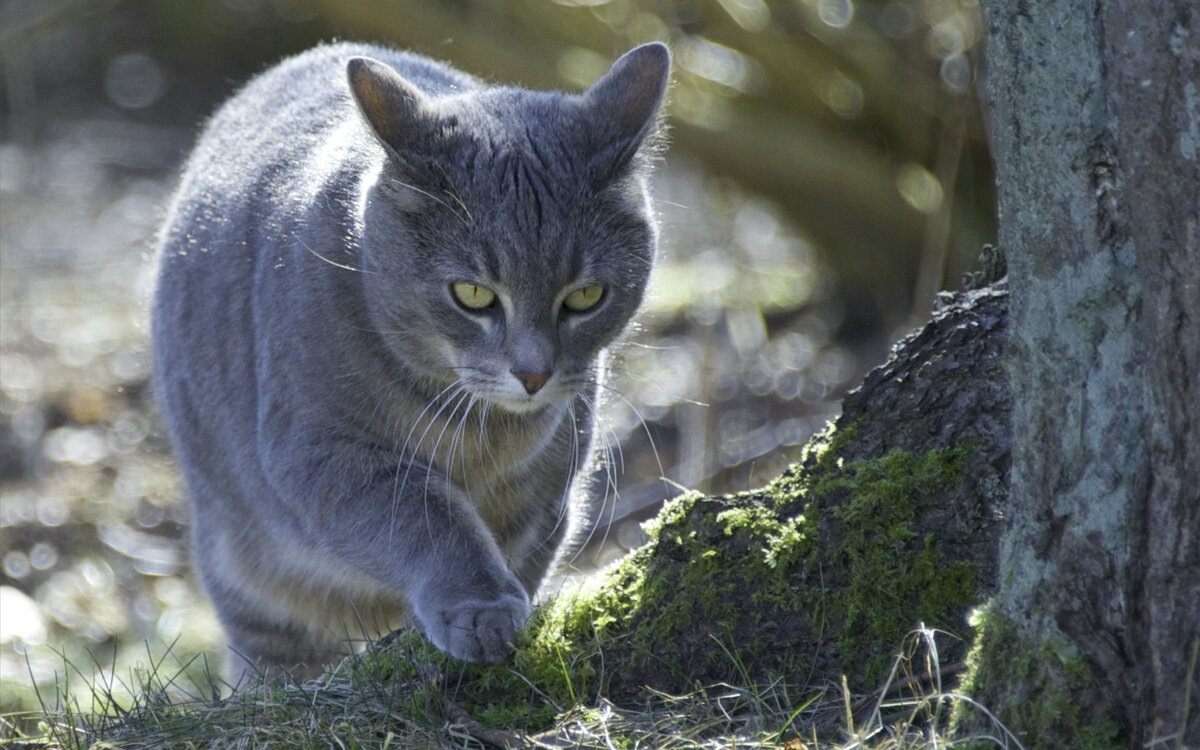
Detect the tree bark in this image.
<box><xmin>967</xmin><ymin>0</ymin><xmax>1200</xmax><ymax>746</ymax></box>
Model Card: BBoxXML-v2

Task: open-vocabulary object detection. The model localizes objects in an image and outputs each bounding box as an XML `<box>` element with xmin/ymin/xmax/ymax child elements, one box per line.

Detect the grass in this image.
<box><xmin>1</xmin><ymin>625</ymin><xmax>1024</xmax><ymax>749</ymax></box>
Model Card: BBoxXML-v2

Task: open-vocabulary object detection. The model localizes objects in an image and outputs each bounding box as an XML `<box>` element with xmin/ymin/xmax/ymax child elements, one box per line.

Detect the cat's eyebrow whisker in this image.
<box><xmin>428</xmin><ymin>163</ymin><xmax>474</xmax><ymax>226</ymax></box>
<box><xmin>384</xmin><ymin>176</ymin><xmax>472</xmax><ymax>227</ymax></box>
<box><xmin>442</xmin><ymin>189</ymin><xmax>474</xmax><ymax>224</ymax></box>
<box><xmin>296</xmin><ymin>236</ymin><xmax>370</xmax><ymax>273</ymax></box>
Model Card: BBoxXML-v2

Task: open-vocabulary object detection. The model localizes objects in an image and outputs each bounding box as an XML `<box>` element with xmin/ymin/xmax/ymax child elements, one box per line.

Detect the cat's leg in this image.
<box><xmin>413</xmin><ymin>584</ymin><xmax>530</xmax><ymax>663</ymax></box>
<box><xmin>394</xmin><ymin>500</ymin><xmax>532</xmax><ymax>662</ymax></box>
<box><xmin>258</xmin><ymin>436</ymin><xmax>532</xmax><ymax>663</ymax></box>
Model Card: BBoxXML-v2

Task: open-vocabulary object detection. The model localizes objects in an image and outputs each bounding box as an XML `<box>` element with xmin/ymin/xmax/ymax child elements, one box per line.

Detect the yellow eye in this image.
<box><xmin>563</xmin><ymin>285</ymin><xmax>605</xmax><ymax>312</ymax></box>
<box><xmin>452</xmin><ymin>282</ymin><xmax>496</xmax><ymax>310</ymax></box>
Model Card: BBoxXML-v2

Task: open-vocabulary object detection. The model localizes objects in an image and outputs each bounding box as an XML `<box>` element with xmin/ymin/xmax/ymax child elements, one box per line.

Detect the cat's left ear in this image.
<box><xmin>346</xmin><ymin>56</ymin><xmax>436</xmax><ymax>172</ymax></box>
<box><xmin>579</xmin><ymin>42</ymin><xmax>671</xmax><ymax>177</ymax></box>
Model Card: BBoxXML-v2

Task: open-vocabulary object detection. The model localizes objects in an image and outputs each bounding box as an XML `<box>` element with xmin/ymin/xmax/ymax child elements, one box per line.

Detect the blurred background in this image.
<box><xmin>0</xmin><ymin>0</ymin><xmax>993</xmax><ymax>721</ymax></box>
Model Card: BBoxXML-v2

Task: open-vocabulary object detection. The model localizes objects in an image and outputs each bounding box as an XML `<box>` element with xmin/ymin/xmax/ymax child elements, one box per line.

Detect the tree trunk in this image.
<box><xmin>963</xmin><ymin>0</ymin><xmax>1200</xmax><ymax>746</ymax></box>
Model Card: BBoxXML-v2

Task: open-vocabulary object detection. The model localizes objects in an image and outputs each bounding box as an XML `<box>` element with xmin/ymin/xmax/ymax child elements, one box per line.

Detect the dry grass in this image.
<box><xmin>2</xmin><ymin>626</ymin><xmax>1023</xmax><ymax>750</ymax></box>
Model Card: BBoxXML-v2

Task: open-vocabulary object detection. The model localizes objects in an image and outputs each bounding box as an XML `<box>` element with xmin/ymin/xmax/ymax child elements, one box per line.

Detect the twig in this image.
<box><xmin>851</xmin><ymin>661</ymin><xmax>967</xmax><ymax>719</ymax></box>
<box><xmin>442</xmin><ymin>698</ymin><xmax>530</xmax><ymax>749</ymax></box>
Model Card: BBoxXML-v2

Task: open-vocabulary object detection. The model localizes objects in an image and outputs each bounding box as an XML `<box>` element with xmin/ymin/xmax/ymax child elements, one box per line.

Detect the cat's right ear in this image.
<box><xmin>579</xmin><ymin>43</ymin><xmax>671</xmax><ymax>178</ymax></box>
<box><xmin>346</xmin><ymin>57</ymin><xmax>432</xmax><ymax>166</ymax></box>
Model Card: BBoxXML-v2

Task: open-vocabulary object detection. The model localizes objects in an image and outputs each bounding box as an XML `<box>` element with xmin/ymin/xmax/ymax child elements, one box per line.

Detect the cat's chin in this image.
<box><xmin>487</xmin><ymin>397</ymin><xmax>552</xmax><ymax>416</ymax></box>
<box><xmin>483</xmin><ymin>391</ymin><xmax>567</xmax><ymax>416</ymax></box>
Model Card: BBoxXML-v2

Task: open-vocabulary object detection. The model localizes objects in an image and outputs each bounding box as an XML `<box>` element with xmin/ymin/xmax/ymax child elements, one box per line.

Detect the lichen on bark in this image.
<box><xmin>953</xmin><ymin>604</ymin><xmax>1123</xmax><ymax>748</ymax></box>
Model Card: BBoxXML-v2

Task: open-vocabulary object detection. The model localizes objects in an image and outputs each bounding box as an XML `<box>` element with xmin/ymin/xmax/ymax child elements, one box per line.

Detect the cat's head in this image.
<box><xmin>348</xmin><ymin>44</ymin><xmax>669</xmax><ymax>414</ymax></box>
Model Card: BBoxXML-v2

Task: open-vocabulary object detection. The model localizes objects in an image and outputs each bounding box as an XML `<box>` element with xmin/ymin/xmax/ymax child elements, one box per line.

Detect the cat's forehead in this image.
<box><xmin>427</xmin><ymin>93</ymin><xmax>592</xmax><ymax>221</ymax></box>
<box><xmin>446</xmin><ymin>88</ymin><xmax>572</xmax><ymax>140</ymax></box>
<box><xmin>431</xmin><ymin>94</ymin><xmax>577</xmax><ymax>179</ymax></box>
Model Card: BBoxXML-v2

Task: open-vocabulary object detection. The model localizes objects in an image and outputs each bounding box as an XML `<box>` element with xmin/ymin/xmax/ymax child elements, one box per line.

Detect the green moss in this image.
<box><xmin>812</xmin><ymin>444</ymin><xmax>982</xmax><ymax>679</ymax></box>
<box><xmin>953</xmin><ymin>603</ymin><xmax>1124</xmax><ymax>749</ymax></box>
<box><xmin>616</xmin><ymin>437</ymin><xmax>980</xmax><ymax>689</ymax></box>
<box><xmin>801</xmin><ymin>420</ymin><xmax>860</xmax><ymax>477</ymax></box>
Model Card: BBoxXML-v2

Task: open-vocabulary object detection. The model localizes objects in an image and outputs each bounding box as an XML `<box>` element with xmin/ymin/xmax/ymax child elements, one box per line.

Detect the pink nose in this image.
<box><xmin>513</xmin><ymin>371</ymin><xmax>551</xmax><ymax>394</ymax></box>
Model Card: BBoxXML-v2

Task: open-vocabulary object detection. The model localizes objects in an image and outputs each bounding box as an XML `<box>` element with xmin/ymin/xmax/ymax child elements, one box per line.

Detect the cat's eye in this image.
<box><xmin>452</xmin><ymin>282</ymin><xmax>496</xmax><ymax>311</ymax></box>
<box><xmin>563</xmin><ymin>285</ymin><xmax>606</xmax><ymax>312</ymax></box>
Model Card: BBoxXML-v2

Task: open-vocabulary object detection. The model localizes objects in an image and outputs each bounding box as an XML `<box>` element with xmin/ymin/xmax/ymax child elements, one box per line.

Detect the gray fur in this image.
<box><xmin>152</xmin><ymin>42</ymin><xmax>669</xmax><ymax>682</ymax></box>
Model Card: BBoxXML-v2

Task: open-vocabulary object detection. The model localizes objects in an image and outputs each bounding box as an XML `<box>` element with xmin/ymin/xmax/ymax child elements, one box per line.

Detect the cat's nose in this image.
<box><xmin>513</xmin><ymin>370</ymin><xmax>552</xmax><ymax>395</ymax></box>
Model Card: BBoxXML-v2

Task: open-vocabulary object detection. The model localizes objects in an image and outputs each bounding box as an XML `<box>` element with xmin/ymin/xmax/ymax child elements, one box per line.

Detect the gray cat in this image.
<box><xmin>152</xmin><ymin>41</ymin><xmax>669</xmax><ymax>682</ymax></box>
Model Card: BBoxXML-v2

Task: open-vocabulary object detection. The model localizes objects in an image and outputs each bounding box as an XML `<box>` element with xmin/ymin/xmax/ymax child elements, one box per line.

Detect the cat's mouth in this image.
<box><xmin>470</xmin><ymin>375</ymin><xmax>573</xmax><ymax>415</ymax></box>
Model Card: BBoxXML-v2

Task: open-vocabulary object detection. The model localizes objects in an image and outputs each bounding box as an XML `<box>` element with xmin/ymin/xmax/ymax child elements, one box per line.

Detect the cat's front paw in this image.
<box><xmin>424</xmin><ymin>592</ymin><xmax>532</xmax><ymax>663</ymax></box>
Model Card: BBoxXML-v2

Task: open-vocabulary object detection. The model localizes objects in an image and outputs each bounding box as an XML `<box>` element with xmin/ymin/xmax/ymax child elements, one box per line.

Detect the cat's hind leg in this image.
<box><xmin>198</xmin><ymin>563</ymin><xmax>348</xmax><ymax>685</ymax></box>
<box><xmin>190</xmin><ymin>510</ymin><xmax>352</xmax><ymax>685</ymax></box>
<box><xmin>219</xmin><ymin>603</ymin><xmax>345</xmax><ymax>685</ymax></box>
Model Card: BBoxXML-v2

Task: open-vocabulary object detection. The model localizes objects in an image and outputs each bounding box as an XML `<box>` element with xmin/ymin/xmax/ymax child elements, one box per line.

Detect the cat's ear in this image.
<box><xmin>346</xmin><ymin>56</ymin><xmax>433</xmax><ymax>166</ymax></box>
<box><xmin>579</xmin><ymin>43</ymin><xmax>671</xmax><ymax>177</ymax></box>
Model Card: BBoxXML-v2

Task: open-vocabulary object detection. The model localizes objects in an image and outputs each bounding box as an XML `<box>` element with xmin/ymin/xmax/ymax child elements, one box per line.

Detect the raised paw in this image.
<box><xmin>422</xmin><ymin>592</ymin><xmax>532</xmax><ymax>663</ymax></box>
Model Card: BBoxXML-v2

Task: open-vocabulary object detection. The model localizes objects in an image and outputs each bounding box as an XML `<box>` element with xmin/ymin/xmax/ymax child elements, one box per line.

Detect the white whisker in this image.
<box><xmin>446</xmin><ymin>393</ymin><xmax>478</xmax><ymax>503</ymax></box>
<box><xmin>595</xmin><ymin>380</ymin><xmax>669</xmax><ymax>488</ymax></box>
<box><xmin>389</xmin><ymin>381</ymin><xmax>466</xmax><ymax>542</ymax></box>
<box><xmin>384</xmin><ymin>176</ymin><xmax>472</xmax><ymax>227</ymax></box>
<box><xmin>420</xmin><ymin>388</ymin><xmax>472</xmax><ymax>538</ymax></box>
<box><xmin>569</xmin><ymin>390</ymin><xmax>622</xmax><ymax>561</ymax></box>
<box><xmin>528</xmin><ymin>400</ymin><xmax>581</xmax><ymax>560</ymax></box>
